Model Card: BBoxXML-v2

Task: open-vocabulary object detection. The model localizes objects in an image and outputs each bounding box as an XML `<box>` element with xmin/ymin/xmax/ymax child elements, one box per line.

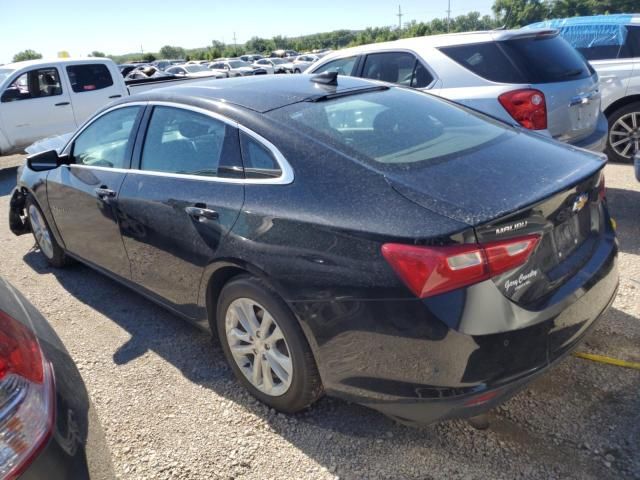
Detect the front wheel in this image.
<box><xmin>606</xmin><ymin>102</ymin><xmax>640</xmax><ymax>163</ymax></box>
<box><xmin>216</xmin><ymin>276</ymin><xmax>322</xmax><ymax>412</ymax></box>
<box><xmin>26</xmin><ymin>197</ymin><xmax>71</xmax><ymax>268</ymax></box>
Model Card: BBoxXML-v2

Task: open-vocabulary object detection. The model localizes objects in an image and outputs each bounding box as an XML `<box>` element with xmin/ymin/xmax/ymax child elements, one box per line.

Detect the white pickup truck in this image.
<box><xmin>0</xmin><ymin>58</ymin><xmax>214</xmax><ymax>155</ymax></box>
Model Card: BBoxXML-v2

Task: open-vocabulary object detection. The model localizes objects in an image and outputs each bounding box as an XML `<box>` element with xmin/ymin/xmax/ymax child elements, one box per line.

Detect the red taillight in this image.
<box><xmin>498</xmin><ymin>89</ymin><xmax>547</xmax><ymax>130</ymax></box>
<box><xmin>382</xmin><ymin>235</ymin><xmax>539</xmax><ymax>299</ymax></box>
<box><xmin>598</xmin><ymin>173</ymin><xmax>606</xmax><ymax>201</ymax></box>
<box><xmin>464</xmin><ymin>390</ymin><xmax>500</xmax><ymax>407</ymax></box>
<box><xmin>0</xmin><ymin>310</ymin><xmax>54</xmax><ymax>480</ymax></box>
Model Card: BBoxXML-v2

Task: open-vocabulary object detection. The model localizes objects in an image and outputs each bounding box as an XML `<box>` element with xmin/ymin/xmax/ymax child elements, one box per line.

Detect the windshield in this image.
<box><xmin>271</xmin><ymin>59</ymin><xmax>286</xmax><ymax>64</ymax></box>
<box><xmin>229</xmin><ymin>61</ymin><xmax>250</xmax><ymax>68</ymax></box>
<box><xmin>185</xmin><ymin>65</ymin><xmax>207</xmax><ymax>73</ymax></box>
<box><xmin>268</xmin><ymin>88</ymin><xmax>508</xmax><ymax>170</ymax></box>
<box><xmin>0</xmin><ymin>68</ymin><xmax>15</xmax><ymax>83</ymax></box>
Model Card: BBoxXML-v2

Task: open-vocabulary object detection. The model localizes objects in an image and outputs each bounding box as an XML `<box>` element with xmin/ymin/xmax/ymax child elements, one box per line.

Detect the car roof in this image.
<box><xmin>528</xmin><ymin>14</ymin><xmax>640</xmax><ymax>28</ymax></box>
<box><xmin>313</xmin><ymin>28</ymin><xmax>562</xmax><ymax>66</ymax></box>
<box><xmin>1</xmin><ymin>57</ymin><xmax>112</xmax><ymax>70</ymax></box>
<box><xmin>129</xmin><ymin>74</ymin><xmax>388</xmax><ymax>113</ymax></box>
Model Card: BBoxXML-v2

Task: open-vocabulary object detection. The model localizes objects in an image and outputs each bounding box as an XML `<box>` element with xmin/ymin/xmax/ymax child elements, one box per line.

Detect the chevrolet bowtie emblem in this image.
<box><xmin>572</xmin><ymin>193</ymin><xmax>589</xmax><ymax>213</ymax></box>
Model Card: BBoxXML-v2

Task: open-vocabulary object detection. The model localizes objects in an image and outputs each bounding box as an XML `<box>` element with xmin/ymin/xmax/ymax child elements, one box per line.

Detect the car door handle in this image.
<box><xmin>95</xmin><ymin>186</ymin><xmax>116</xmax><ymax>199</ymax></box>
<box><xmin>185</xmin><ymin>205</ymin><xmax>218</xmax><ymax>221</ymax></box>
<box><xmin>55</xmin><ymin>102</ymin><xmax>70</xmax><ymax>106</ymax></box>
<box><xmin>109</xmin><ymin>94</ymin><xmax>122</xmax><ymax>99</ymax></box>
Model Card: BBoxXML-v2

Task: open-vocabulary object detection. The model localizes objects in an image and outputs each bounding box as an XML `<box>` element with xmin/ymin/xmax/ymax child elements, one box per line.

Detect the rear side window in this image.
<box><xmin>141</xmin><ymin>106</ymin><xmax>233</xmax><ymax>177</ymax></box>
<box><xmin>315</xmin><ymin>56</ymin><xmax>357</xmax><ymax>76</ymax></box>
<box><xmin>440</xmin><ymin>35</ymin><xmax>592</xmax><ymax>84</ymax></box>
<box><xmin>361</xmin><ymin>52</ymin><xmax>433</xmax><ymax>88</ymax></box>
<box><xmin>66</xmin><ymin>64</ymin><xmax>114</xmax><ymax>93</ymax></box>
<box><xmin>240</xmin><ymin>132</ymin><xmax>282</xmax><ymax>179</ymax></box>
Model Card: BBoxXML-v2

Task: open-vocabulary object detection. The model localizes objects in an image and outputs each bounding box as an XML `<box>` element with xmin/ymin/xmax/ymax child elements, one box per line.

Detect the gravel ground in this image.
<box><xmin>0</xmin><ymin>159</ymin><xmax>638</xmax><ymax>480</ymax></box>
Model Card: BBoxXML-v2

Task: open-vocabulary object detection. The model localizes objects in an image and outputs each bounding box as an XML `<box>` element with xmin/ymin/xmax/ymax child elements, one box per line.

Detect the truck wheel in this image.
<box><xmin>606</xmin><ymin>102</ymin><xmax>640</xmax><ymax>163</ymax></box>
<box><xmin>216</xmin><ymin>276</ymin><xmax>323</xmax><ymax>413</ymax></box>
<box><xmin>26</xmin><ymin>197</ymin><xmax>71</xmax><ymax>268</ymax></box>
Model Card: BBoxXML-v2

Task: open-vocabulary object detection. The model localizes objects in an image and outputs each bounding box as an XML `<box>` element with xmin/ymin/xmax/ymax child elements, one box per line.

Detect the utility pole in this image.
<box><xmin>446</xmin><ymin>0</ymin><xmax>451</xmax><ymax>32</ymax></box>
<box><xmin>233</xmin><ymin>32</ymin><xmax>237</xmax><ymax>55</ymax></box>
<box><xmin>397</xmin><ymin>5</ymin><xmax>403</xmax><ymax>30</ymax></box>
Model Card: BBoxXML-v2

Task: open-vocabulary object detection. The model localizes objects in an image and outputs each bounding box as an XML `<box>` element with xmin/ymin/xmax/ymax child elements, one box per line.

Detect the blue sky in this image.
<box><xmin>0</xmin><ymin>0</ymin><xmax>494</xmax><ymax>64</ymax></box>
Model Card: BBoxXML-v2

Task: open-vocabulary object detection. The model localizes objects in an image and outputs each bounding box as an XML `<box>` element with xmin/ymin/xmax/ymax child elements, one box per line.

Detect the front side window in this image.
<box><xmin>361</xmin><ymin>52</ymin><xmax>433</xmax><ymax>88</ymax></box>
<box><xmin>1</xmin><ymin>68</ymin><xmax>62</xmax><ymax>102</ymax></box>
<box><xmin>72</xmin><ymin>106</ymin><xmax>141</xmax><ymax>168</ymax></box>
<box><xmin>141</xmin><ymin>106</ymin><xmax>233</xmax><ymax>177</ymax></box>
<box><xmin>66</xmin><ymin>64</ymin><xmax>114</xmax><ymax>93</ymax></box>
<box><xmin>314</xmin><ymin>56</ymin><xmax>357</xmax><ymax>76</ymax></box>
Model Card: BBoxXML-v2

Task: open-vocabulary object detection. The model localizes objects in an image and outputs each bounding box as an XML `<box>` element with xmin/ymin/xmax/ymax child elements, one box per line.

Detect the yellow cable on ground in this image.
<box><xmin>573</xmin><ymin>352</ymin><xmax>640</xmax><ymax>370</ymax></box>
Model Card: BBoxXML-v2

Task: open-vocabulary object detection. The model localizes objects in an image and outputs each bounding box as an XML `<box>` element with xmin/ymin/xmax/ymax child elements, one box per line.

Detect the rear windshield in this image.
<box><xmin>268</xmin><ymin>88</ymin><xmax>508</xmax><ymax>170</ymax></box>
<box><xmin>439</xmin><ymin>35</ymin><xmax>593</xmax><ymax>84</ymax></box>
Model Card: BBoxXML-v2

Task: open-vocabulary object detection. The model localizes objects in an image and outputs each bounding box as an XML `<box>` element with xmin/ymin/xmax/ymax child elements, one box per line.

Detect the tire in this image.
<box><xmin>294</xmin><ymin>68</ymin><xmax>301</xmax><ymax>74</ymax></box>
<box><xmin>26</xmin><ymin>197</ymin><xmax>71</xmax><ymax>268</ymax></box>
<box><xmin>605</xmin><ymin>102</ymin><xmax>640</xmax><ymax>163</ymax></box>
<box><xmin>216</xmin><ymin>276</ymin><xmax>322</xmax><ymax>412</ymax></box>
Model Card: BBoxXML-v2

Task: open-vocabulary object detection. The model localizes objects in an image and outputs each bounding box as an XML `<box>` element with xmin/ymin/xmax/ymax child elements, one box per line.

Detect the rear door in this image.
<box><xmin>47</xmin><ymin>105</ymin><xmax>144</xmax><ymax>278</ymax></box>
<box><xmin>117</xmin><ymin>105</ymin><xmax>244</xmax><ymax>317</ymax></box>
<box><xmin>65</xmin><ymin>63</ymin><xmax>126</xmax><ymax>125</ymax></box>
<box><xmin>0</xmin><ymin>67</ymin><xmax>75</xmax><ymax>149</ymax></box>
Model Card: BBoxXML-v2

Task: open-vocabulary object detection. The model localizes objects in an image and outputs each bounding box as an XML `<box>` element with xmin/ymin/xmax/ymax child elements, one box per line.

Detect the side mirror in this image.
<box><xmin>634</xmin><ymin>152</ymin><xmax>640</xmax><ymax>182</ymax></box>
<box><xmin>1</xmin><ymin>87</ymin><xmax>22</xmax><ymax>103</ymax></box>
<box><xmin>26</xmin><ymin>149</ymin><xmax>67</xmax><ymax>172</ymax></box>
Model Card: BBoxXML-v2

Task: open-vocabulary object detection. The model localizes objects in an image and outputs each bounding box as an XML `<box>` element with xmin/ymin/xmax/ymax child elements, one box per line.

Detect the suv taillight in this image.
<box><xmin>0</xmin><ymin>310</ymin><xmax>54</xmax><ymax>480</ymax></box>
<box><xmin>382</xmin><ymin>235</ymin><xmax>539</xmax><ymax>298</ymax></box>
<box><xmin>499</xmin><ymin>89</ymin><xmax>547</xmax><ymax>130</ymax></box>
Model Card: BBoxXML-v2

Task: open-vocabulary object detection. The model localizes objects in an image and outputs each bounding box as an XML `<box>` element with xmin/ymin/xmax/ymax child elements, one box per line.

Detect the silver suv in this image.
<box><xmin>529</xmin><ymin>15</ymin><xmax>640</xmax><ymax>163</ymax></box>
<box><xmin>307</xmin><ymin>29</ymin><xmax>607</xmax><ymax>152</ymax></box>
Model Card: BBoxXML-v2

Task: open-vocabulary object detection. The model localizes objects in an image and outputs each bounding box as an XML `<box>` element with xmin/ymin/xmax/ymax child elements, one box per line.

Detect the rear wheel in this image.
<box><xmin>216</xmin><ymin>276</ymin><xmax>322</xmax><ymax>412</ymax></box>
<box><xmin>26</xmin><ymin>197</ymin><xmax>71</xmax><ymax>268</ymax></box>
<box><xmin>294</xmin><ymin>68</ymin><xmax>301</xmax><ymax>74</ymax></box>
<box><xmin>606</xmin><ymin>102</ymin><xmax>640</xmax><ymax>163</ymax></box>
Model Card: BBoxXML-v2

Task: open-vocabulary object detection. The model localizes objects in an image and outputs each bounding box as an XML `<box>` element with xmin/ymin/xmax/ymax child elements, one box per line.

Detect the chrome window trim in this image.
<box><xmin>62</xmin><ymin>100</ymin><xmax>294</xmax><ymax>185</ymax></box>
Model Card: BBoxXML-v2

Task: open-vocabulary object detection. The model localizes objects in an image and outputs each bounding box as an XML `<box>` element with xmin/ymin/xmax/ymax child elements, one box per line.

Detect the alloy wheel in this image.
<box><xmin>225</xmin><ymin>298</ymin><xmax>293</xmax><ymax>396</ymax></box>
<box><xmin>28</xmin><ymin>205</ymin><xmax>54</xmax><ymax>259</ymax></box>
<box><xmin>609</xmin><ymin>111</ymin><xmax>640</xmax><ymax>159</ymax></box>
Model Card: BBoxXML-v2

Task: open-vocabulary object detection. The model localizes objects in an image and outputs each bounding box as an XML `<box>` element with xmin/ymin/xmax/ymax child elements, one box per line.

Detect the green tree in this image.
<box><xmin>89</xmin><ymin>50</ymin><xmax>106</xmax><ymax>57</ymax></box>
<box><xmin>493</xmin><ymin>0</ymin><xmax>547</xmax><ymax>28</ymax></box>
<box><xmin>159</xmin><ymin>45</ymin><xmax>186</xmax><ymax>59</ymax></box>
<box><xmin>12</xmin><ymin>49</ymin><xmax>43</xmax><ymax>62</ymax></box>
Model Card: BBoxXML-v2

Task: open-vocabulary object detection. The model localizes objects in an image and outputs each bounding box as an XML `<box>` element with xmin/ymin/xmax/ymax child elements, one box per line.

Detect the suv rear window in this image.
<box><xmin>440</xmin><ymin>35</ymin><xmax>592</xmax><ymax>84</ymax></box>
<box><xmin>66</xmin><ymin>64</ymin><xmax>114</xmax><ymax>93</ymax></box>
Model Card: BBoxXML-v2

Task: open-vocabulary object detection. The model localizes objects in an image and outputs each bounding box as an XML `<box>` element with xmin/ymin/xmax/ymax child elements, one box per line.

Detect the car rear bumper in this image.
<box><xmin>567</xmin><ymin>112</ymin><xmax>608</xmax><ymax>152</ymax></box>
<box><xmin>291</xmin><ymin>227</ymin><xmax>618</xmax><ymax>426</ymax></box>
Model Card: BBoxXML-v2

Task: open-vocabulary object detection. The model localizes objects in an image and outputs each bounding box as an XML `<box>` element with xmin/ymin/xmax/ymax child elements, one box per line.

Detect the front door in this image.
<box><xmin>0</xmin><ymin>67</ymin><xmax>76</xmax><ymax>149</ymax></box>
<box><xmin>46</xmin><ymin>105</ymin><xmax>144</xmax><ymax>279</ymax></box>
<box><xmin>117</xmin><ymin>105</ymin><xmax>244</xmax><ymax>317</ymax></box>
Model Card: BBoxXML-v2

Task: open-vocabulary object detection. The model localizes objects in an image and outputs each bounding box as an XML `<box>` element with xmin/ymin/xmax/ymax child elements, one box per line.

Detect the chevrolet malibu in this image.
<box><xmin>9</xmin><ymin>74</ymin><xmax>618</xmax><ymax>425</ymax></box>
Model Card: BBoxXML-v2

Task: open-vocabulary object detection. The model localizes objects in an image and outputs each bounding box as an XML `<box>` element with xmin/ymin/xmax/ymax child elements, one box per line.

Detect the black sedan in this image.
<box><xmin>0</xmin><ymin>277</ymin><xmax>114</xmax><ymax>478</ymax></box>
<box><xmin>9</xmin><ymin>74</ymin><xmax>618</xmax><ymax>425</ymax></box>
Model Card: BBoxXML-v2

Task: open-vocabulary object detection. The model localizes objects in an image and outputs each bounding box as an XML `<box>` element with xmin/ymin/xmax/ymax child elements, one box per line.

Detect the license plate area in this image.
<box><xmin>553</xmin><ymin>208</ymin><xmax>591</xmax><ymax>260</ymax></box>
<box><xmin>569</xmin><ymin>102</ymin><xmax>598</xmax><ymax>132</ymax></box>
